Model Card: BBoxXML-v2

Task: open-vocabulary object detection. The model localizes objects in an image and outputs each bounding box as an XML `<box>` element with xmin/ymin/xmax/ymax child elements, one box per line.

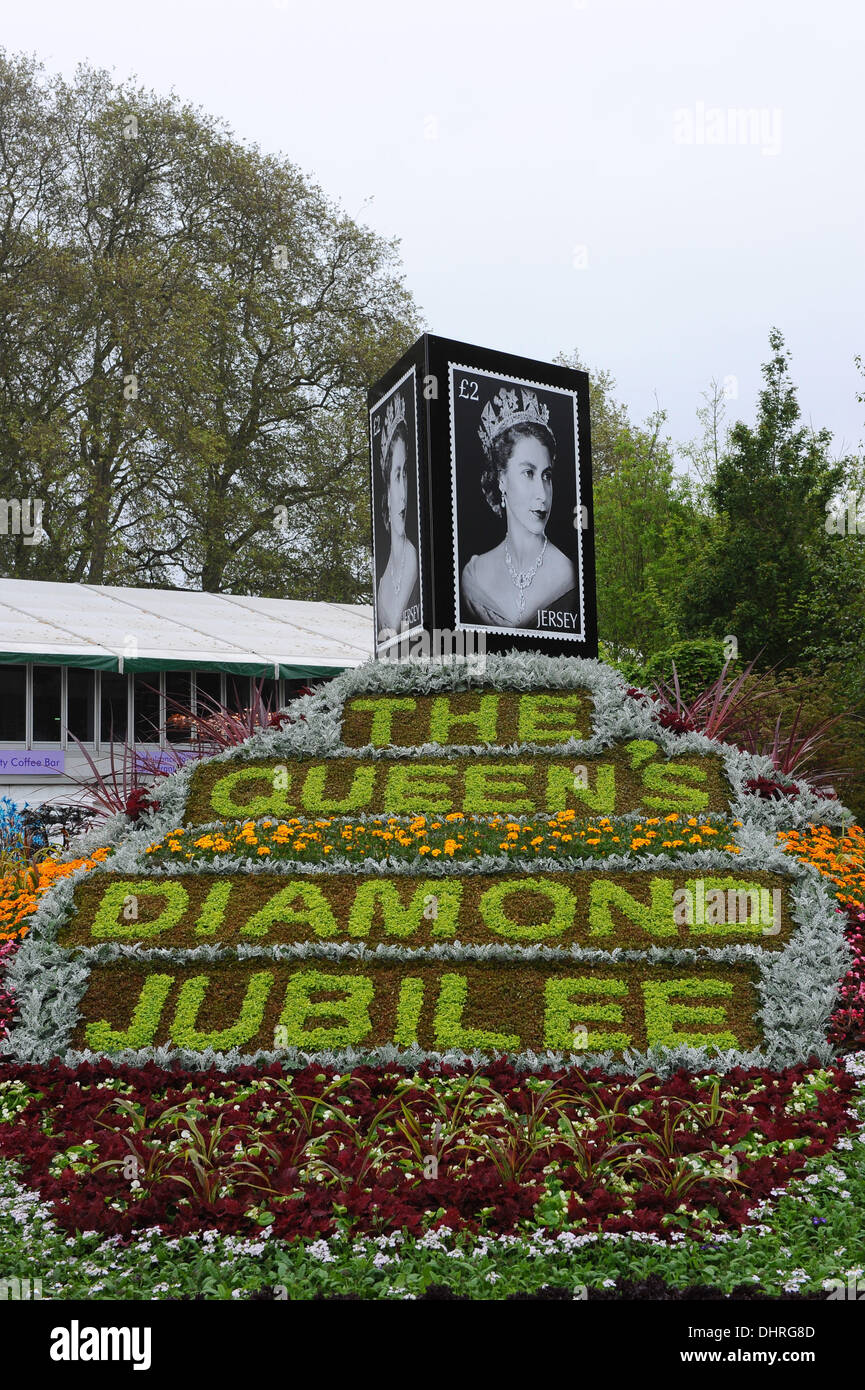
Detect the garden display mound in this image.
<box><xmin>2</xmin><ymin>654</ymin><xmax>851</xmax><ymax>1074</ymax></box>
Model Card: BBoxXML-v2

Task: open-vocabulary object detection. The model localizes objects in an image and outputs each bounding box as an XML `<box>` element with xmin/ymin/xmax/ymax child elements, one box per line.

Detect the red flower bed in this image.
<box><xmin>0</xmin><ymin>940</ymin><xmax>17</xmax><ymax>1040</ymax></box>
<box><xmin>828</xmin><ymin>902</ymin><xmax>865</xmax><ymax>1052</ymax></box>
<box><xmin>0</xmin><ymin>1058</ymin><xmax>855</xmax><ymax>1243</ymax></box>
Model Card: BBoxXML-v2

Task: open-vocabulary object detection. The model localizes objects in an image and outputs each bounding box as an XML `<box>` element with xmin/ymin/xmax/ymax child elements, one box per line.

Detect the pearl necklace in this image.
<box><xmin>504</xmin><ymin>535</ymin><xmax>547</xmax><ymax>616</ymax></box>
<box><xmin>391</xmin><ymin>537</ymin><xmax>407</xmax><ymax>598</ymax></box>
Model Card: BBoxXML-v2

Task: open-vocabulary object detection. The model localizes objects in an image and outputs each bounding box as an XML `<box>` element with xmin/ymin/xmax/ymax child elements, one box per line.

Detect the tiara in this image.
<box><xmin>380</xmin><ymin>391</ymin><xmax>407</xmax><ymax>465</ymax></box>
<box><xmin>478</xmin><ymin>387</ymin><xmax>552</xmax><ymax>459</ymax></box>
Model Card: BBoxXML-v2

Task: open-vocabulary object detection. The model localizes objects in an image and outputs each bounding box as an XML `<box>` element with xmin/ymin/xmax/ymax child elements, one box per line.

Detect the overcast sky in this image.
<box><xmin>6</xmin><ymin>0</ymin><xmax>863</xmax><ymax>458</ymax></box>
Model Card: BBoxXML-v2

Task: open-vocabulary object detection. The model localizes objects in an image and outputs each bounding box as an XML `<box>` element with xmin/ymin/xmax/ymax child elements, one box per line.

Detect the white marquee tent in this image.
<box><xmin>0</xmin><ymin>579</ymin><xmax>374</xmax><ymax>806</ymax></box>
<box><xmin>0</xmin><ymin>579</ymin><xmax>373</xmax><ymax>677</ymax></box>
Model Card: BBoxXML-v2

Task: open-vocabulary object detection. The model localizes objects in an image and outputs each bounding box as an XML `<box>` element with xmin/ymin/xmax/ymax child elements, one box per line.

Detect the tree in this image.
<box><xmin>554</xmin><ymin>349</ymin><xmax>631</xmax><ymax>479</ymax></box>
<box><xmin>591</xmin><ymin>407</ymin><xmax>706</xmax><ymax>662</ymax></box>
<box><xmin>0</xmin><ymin>51</ymin><xmax>421</xmax><ymax>595</ymax></box>
<box><xmin>678</xmin><ymin>377</ymin><xmax>730</xmax><ymax>505</ymax></box>
<box><xmin>554</xmin><ymin>350</ymin><xmax>706</xmax><ymax>663</ymax></box>
<box><xmin>791</xmin><ymin>450</ymin><xmax>865</xmax><ymax>703</ymax></box>
<box><xmin>677</xmin><ymin>328</ymin><xmax>847</xmax><ymax>669</ymax></box>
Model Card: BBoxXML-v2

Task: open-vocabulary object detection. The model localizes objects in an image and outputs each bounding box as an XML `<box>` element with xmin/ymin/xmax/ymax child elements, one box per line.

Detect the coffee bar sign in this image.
<box><xmin>0</xmin><ymin>750</ymin><xmax>65</xmax><ymax>775</ymax></box>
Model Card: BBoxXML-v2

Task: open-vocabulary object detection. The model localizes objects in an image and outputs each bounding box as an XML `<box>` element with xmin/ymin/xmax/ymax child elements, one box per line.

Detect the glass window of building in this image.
<box><xmin>255</xmin><ymin>677</ymin><xmax>279</xmax><ymax>716</ymax></box>
<box><xmin>100</xmin><ymin>673</ymin><xmax>128</xmax><ymax>742</ymax></box>
<box><xmin>164</xmin><ymin>671</ymin><xmax>193</xmax><ymax>743</ymax></box>
<box><xmin>133</xmin><ymin>675</ymin><xmax>161</xmax><ymax>743</ymax></box>
<box><xmin>194</xmin><ymin>671</ymin><xmax>223</xmax><ymax>715</ymax></box>
<box><xmin>66</xmin><ymin>668</ymin><xmax>95</xmax><ymax>742</ymax></box>
<box><xmin>226</xmin><ymin>675</ymin><xmax>251</xmax><ymax>714</ymax></box>
<box><xmin>32</xmin><ymin>666</ymin><xmax>62</xmax><ymax>742</ymax></box>
<box><xmin>0</xmin><ymin>665</ymin><xmax>26</xmax><ymax>741</ymax></box>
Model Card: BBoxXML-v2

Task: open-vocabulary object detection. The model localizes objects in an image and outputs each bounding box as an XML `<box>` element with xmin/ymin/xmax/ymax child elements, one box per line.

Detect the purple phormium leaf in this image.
<box><xmin>650</xmin><ymin>656</ymin><xmax>767</xmax><ymax>742</ymax></box>
<box><xmin>743</xmin><ymin>775</ymin><xmax>801</xmax><ymax>800</ymax></box>
<box><xmin>647</xmin><ymin>656</ymin><xmax>854</xmax><ymax>788</ymax></box>
<box><xmin>163</xmin><ymin>677</ymin><xmax>301</xmax><ymax>751</ymax></box>
<box><xmin>65</xmin><ymin>733</ymin><xmax>144</xmax><ymax>819</ymax></box>
<box><xmin>738</xmin><ymin>704</ymin><xmax>854</xmax><ymax>785</ymax></box>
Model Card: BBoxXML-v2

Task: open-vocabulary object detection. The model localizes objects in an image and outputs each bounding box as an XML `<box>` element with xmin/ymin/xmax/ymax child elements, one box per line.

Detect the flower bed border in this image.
<box><xmin>3</xmin><ymin>653</ymin><xmax>854</xmax><ymax>1075</ymax></box>
<box><xmin>69</xmin><ymin>653</ymin><xmax>853</xmax><ymax>864</ymax></box>
<box><xmin>1</xmin><ymin>847</ymin><xmax>848</xmax><ymax>1073</ymax></box>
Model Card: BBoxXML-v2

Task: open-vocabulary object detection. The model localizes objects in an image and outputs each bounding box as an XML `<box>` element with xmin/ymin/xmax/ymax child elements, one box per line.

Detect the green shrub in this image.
<box><xmin>745</xmin><ymin>661</ymin><xmax>865</xmax><ymax>819</ymax></box>
<box><xmin>641</xmin><ymin>639</ymin><xmax>734</xmax><ymax>702</ymax></box>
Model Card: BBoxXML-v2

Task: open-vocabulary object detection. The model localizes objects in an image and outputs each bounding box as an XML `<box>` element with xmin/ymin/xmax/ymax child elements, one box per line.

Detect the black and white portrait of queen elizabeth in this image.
<box><xmin>451</xmin><ymin>370</ymin><xmax>582</xmax><ymax>636</ymax></box>
<box><xmin>370</xmin><ymin>368</ymin><xmax>422</xmax><ymax>649</ymax></box>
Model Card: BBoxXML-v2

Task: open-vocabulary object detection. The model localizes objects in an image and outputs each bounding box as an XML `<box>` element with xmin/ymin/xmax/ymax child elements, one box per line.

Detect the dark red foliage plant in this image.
<box><xmin>0</xmin><ymin>1058</ymin><xmax>856</xmax><ymax>1245</ymax></box>
<box><xmin>744</xmin><ymin>775</ymin><xmax>800</xmax><ymax>801</ymax></box>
